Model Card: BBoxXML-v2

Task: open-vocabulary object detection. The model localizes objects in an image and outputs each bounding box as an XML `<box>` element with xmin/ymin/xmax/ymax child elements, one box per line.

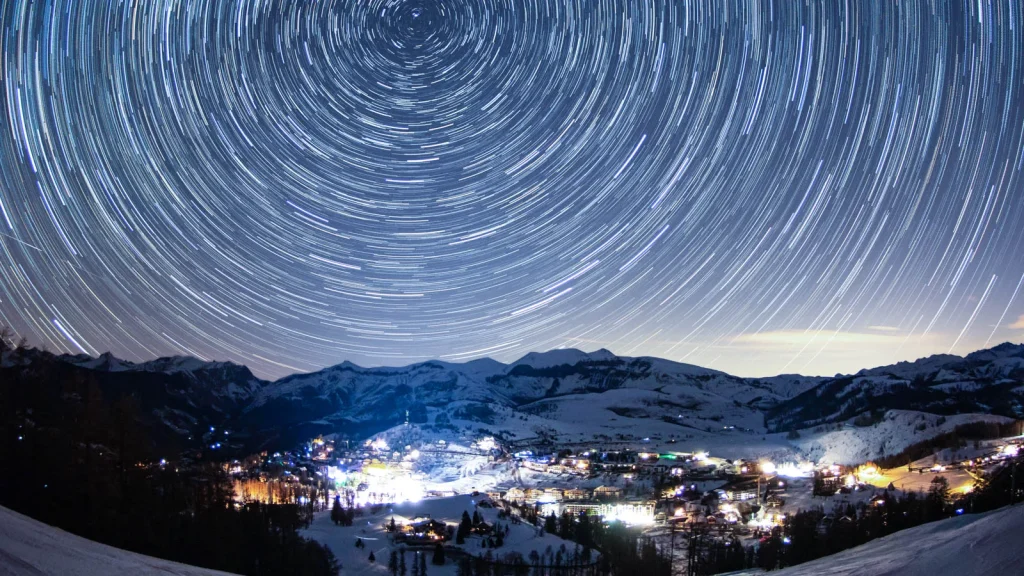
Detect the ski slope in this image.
<box><xmin>0</xmin><ymin>505</ymin><xmax>235</xmax><ymax>576</ymax></box>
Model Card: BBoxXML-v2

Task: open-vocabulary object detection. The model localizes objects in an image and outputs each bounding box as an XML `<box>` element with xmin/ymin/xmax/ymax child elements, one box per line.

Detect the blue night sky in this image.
<box><xmin>1</xmin><ymin>0</ymin><xmax>1023</xmax><ymax>379</ymax></box>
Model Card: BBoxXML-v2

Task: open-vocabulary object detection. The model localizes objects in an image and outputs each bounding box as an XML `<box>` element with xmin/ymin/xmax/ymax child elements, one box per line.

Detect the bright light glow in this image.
<box><xmin>349</xmin><ymin>472</ymin><xmax>425</xmax><ymax>506</ymax></box>
<box><xmin>475</xmin><ymin>437</ymin><xmax>497</xmax><ymax>451</ymax></box>
<box><xmin>857</xmin><ymin>464</ymin><xmax>879</xmax><ymax>478</ymax></box>
<box><xmin>1002</xmin><ymin>445</ymin><xmax>1020</xmax><ymax>457</ymax></box>
<box><xmin>602</xmin><ymin>503</ymin><xmax>655</xmax><ymax>526</ymax></box>
<box><xmin>371</xmin><ymin>438</ymin><xmax>389</xmax><ymax>451</ymax></box>
<box><xmin>760</xmin><ymin>461</ymin><xmax>776</xmax><ymax>474</ymax></box>
<box><xmin>775</xmin><ymin>462</ymin><xmax>814</xmax><ymax>478</ymax></box>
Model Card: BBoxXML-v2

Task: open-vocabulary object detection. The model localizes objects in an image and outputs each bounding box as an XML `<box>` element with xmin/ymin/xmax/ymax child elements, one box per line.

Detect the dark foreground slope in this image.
<box><xmin>726</xmin><ymin>504</ymin><xmax>1024</xmax><ymax>576</ymax></box>
<box><xmin>0</xmin><ymin>504</ymin><xmax>237</xmax><ymax>576</ymax></box>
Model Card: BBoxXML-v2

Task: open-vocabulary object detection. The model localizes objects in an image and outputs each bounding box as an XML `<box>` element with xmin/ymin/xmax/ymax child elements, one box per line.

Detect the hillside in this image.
<box><xmin>727</xmin><ymin>504</ymin><xmax>1024</xmax><ymax>576</ymax></box>
<box><xmin>790</xmin><ymin>410</ymin><xmax>1015</xmax><ymax>465</ymax></box>
<box><xmin>0</xmin><ymin>505</ymin><xmax>236</xmax><ymax>576</ymax></box>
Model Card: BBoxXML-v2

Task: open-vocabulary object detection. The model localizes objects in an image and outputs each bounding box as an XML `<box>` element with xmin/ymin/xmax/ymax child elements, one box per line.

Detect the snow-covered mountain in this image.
<box><xmin>3</xmin><ymin>343</ymin><xmax>1021</xmax><ymax>457</ymax></box>
<box><xmin>767</xmin><ymin>342</ymin><xmax>1024</xmax><ymax>432</ymax></box>
<box><xmin>239</xmin><ymin>349</ymin><xmax>821</xmax><ymax>451</ymax></box>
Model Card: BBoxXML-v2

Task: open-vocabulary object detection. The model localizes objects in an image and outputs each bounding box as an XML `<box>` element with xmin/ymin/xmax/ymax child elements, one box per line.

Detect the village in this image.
<box><xmin>212</xmin><ymin>423</ymin><xmax>1023</xmax><ymax>571</ymax></box>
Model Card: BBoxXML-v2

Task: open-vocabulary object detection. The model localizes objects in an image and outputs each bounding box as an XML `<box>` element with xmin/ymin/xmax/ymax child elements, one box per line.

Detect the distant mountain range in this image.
<box><xmin>2</xmin><ymin>342</ymin><xmax>1022</xmax><ymax>457</ymax></box>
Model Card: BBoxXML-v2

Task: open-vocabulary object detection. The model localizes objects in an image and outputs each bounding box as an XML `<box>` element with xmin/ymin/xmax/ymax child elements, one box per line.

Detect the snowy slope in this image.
<box><xmin>728</xmin><ymin>504</ymin><xmax>1024</xmax><ymax>576</ymax></box>
<box><xmin>793</xmin><ymin>410</ymin><xmax>1015</xmax><ymax>465</ymax></box>
<box><xmin>0</xmin><ymin>505</ymin><xmax>235</xmax><ymax>576</ymax></box>
<box><xmin>303</xmin><ymin>495</ymin><xmax>583</xmax><ymax>576</ymax></box>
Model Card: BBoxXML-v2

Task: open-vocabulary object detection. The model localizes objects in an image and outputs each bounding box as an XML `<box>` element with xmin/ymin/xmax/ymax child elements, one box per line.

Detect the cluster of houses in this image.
<box><xmin>388</xmin><ymin>517</ymin><xmax>452</xmax><ymax>545</ymax></box>
<box><xmin>486</xmin><ymin>485</ymin><xmax>626</xmax><ymax>504</ymax></box>
<box><xmin>482</xmin><ymin>485</ymin><xmax>657</xmax><ymax>525</ymax></box>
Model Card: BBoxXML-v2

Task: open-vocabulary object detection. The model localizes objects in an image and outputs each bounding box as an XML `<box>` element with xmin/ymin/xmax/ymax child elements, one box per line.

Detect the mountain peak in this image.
<box><xmin>135</xmin><ymin>355</ymin><xmax>239</xmax><ymax>374</ymax></box>
<box><xmin>510</xmin><ymin>348</ymin><xmax>615</xmax><ymax>369</ymax></box>
<box><xmin>965</xmin><ymin>341</ymin><xmax>1024</xmax><ymax>362</ymax></box>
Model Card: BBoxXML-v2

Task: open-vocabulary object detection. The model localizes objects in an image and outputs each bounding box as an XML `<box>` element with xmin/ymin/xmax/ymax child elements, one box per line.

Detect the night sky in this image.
<box><xmin>1</xmin><ymin>0</ymin><xmax>1023</xmax><ymax>379</ymax></box>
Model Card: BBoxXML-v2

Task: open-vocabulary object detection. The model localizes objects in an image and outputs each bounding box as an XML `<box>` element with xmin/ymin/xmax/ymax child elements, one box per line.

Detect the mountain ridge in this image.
<box><xmin>2</xmin><ymin>342</ymin><xmax>1022</xmax><ymax>458</ymax></box>
<box><xmin>30</xmin><ymin>341</ymin><xmax>1023</xmax><ymax>386</ymax></box>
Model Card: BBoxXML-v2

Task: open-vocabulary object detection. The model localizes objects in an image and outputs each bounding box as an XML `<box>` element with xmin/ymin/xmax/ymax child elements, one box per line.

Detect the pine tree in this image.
<box><xmin>458</xmin><ymin>510</ymin><xmax>472</xmax><ymax>543</ymax></box>
<box><xmin>411</xmin><ymin>551</ymin><xmax>421</xmax><ymax>576</ymax></box>
<box><xmin>544</xmin><ymin>512</ymin><xmax>558</xmax><ymax>534</ymax></box>
<box><xmin>400</xmin><ymin>550</ymin><xmax>408</xmax><ymax>576</ymax></box>
<box><xmin>418</xmin><ymin>552</ymin><xmax>428</xmax><ymax>576</ymax></box>
<box><xmin>331</xmin><ymin>496</ymin><xmax>343</xmax><ymax>525</ymax></box>
<box><xmin>432</xmin><ymin>542</ymin><xmax>445</xmax><ymax>565</ymax></box>
<box><xmin>389</xmin><ymin>550</ymin><xmax>399</xmax><ymax>576</ymax></box>
<box><xmin>369</xmin><ymin>550</ymin><xmax>376</xmax><ymax>563</ymax></box>
<box><xmin>927</xmin><ymin>476</ymin><xmax>950</xmax><ymax>520</ymax></box>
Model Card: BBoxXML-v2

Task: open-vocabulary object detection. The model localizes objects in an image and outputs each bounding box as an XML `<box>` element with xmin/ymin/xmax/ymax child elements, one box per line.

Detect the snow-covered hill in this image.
<box><xmin>303</xmin><ymin>495</ymin><xmax>581</xmax><ymax>575</ymax></box>
<box><xmin>791</xmin><ymin>410</ymin><xmax>1014</xmax><ymax>465</ymax></box>
<box><xmin>728</xmin><ymin>504</ymin><xmax>1024</xmax><ymax>576</ymax></box>
<box><xmin>0</xmin><ymin>505</ymin><xmax>235</xmax><ymax>576</ymax></box>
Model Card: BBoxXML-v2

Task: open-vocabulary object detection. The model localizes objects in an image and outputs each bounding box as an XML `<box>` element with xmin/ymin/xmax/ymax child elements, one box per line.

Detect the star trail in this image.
<box><xmin>1</xmin><ymin>0</ymin><xmax>1023</xmax><ymax>379</ymax></box>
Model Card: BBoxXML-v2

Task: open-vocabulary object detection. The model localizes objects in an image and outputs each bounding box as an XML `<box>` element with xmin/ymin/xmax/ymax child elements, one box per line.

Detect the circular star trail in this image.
<box><xmin>1</xmin><ymin>0</ymin><xmax>1023</xmax><ymax>378</ymax></box>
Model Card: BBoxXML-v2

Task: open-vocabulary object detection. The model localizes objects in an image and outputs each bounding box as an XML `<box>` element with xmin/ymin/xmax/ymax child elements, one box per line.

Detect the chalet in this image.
<box><xmin>560</xmin><ymin>457</ymin><xmax>591</xmax><ymax>472</ymax></box>
<box><xmin>525</xmin><ymin>488</ymin><xmax>546</xmax><ymax>502</ymax></box>
<box><xmin>396</xmin><ymin>518</ymin><xmax>450</xmax><ymax>544</ymax></box>
<box><xmin>563</xmin><ymin>488</ymin><xmax>590</xmax><ymax>501</ymax></box>
<box><xmin>542</xmin><ymin>488</ymin><xmax>564</xmax><ymax>501</ymax></box>
<box><xmin>523</xmin><ymin>460</ymin><xmax>548</xmax><ymax>472</ymax></box>
<box><xmin>594</xmin><ymin>486</ymin><xmax>623</xmax><ymax>499</ymax></box>
<box><xmin>505</xmin><ymin>487</ymin><xmax>526</xmax><ymax>501</ymax></box>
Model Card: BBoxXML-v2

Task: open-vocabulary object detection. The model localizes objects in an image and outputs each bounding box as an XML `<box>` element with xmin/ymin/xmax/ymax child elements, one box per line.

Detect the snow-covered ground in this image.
<box><xmin>0</xmin><ymin>505</ymin><xmax>235</xmax><ymax>576</ymax></box>
<box><xmin>726</xmin><ymin>504</ymin><xmax>1024</xmax><ymax>576</ymax></box>
<box><xmin>303</xmin><ymin>495</ymin><xmax>581</xmax><ymax>575</ymax></box>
